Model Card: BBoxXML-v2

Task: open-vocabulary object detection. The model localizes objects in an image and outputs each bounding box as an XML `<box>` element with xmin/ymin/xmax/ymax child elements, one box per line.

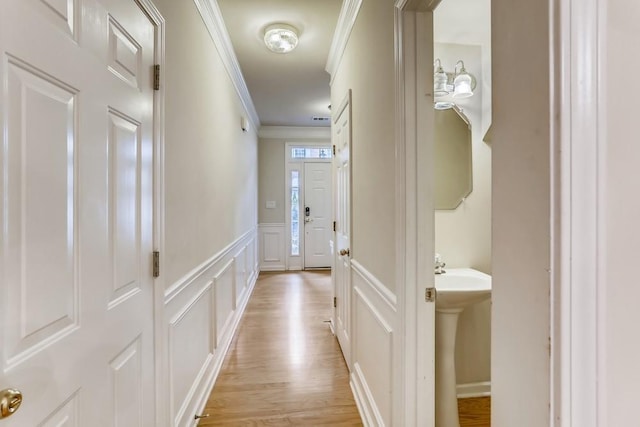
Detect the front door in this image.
<box><xmin>333</xmin><ymin>91</ymin><xmax>352</xmax><ymax>368</ymax></box>
<box><xmin>0</xmin><ymin>0</ymin><xmax>156</xmax><ymax>424</ymax></box>
<box><xmin>304</xmin><ymin>162</ymin><xmax>332</xmax><ymax>268</ymax></box>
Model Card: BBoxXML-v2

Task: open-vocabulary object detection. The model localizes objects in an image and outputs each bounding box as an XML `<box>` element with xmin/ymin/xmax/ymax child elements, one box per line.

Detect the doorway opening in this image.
<box><xmin>285</xmin><ymin>143</ymin><xmax>333</xmax><ymax>270</ymax></box>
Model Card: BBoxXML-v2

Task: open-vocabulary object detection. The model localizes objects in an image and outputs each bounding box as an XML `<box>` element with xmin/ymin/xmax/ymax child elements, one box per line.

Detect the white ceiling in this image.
<box><xmin>216</xmin><ymin>0</ymin><xmax>489</xmax><ymax>129</ymax></box>
<box><xmin>217</xmin><ymin>0</ymin><xmax>342</xmax><ymax>128</ymax></box>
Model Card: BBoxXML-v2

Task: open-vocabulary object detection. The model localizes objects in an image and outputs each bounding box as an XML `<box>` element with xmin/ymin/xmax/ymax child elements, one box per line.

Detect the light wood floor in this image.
<box><xmin>199</xmin><ymin>271</ymin><xmax>362</xmax><ymax>426</ymax></box>
<box><xmin>199</xmin><ymin>271</ymin><xmax>490</xmax><ymax>426</ymax></box>
<box><xmin>459</xmin><ymin>397</ymin><xmax>491</xmax><ymax>426</ymax></box>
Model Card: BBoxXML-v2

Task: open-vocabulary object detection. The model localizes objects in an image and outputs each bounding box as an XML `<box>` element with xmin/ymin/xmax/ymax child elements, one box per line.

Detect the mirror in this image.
<box><xmin>435</xmin><ymin>107</ymin><xmax>472</xmax><ymax>209</ymax></box>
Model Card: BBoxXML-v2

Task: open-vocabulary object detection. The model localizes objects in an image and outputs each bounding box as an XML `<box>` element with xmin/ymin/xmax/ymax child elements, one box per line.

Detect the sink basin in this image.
<box><xmin>435</xmin><ymin>268</ymin><xmax>491</xmax><ymax>311</ymax></box>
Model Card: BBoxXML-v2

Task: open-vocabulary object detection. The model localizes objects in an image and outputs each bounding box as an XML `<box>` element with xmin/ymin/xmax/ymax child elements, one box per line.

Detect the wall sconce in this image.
<box><xmin>433</xmin><ymin>59</ymin><xmax>476</xmax><ymax>110</ymax></box>
<box><xmin>241</xmin><ymin>116</ymin><xmax>249</xmax><ymax>132</ymax></box>
<box><xmin>263</xmin><ymin>24</ymin><xmax>299</xmax><ymax>53</ymax></box>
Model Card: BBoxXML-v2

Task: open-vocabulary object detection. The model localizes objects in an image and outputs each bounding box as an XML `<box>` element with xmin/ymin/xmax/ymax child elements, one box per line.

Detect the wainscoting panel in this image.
<box><xmin>235</xmin><ymin>247</ymin><xmax>247</xmax><ymax>305</ymax></box>
<box><xmin>259</xmin><ymin>223</ymin><xmax>286</xmax><ymax>271</ymax></box>
<box><xmin>350</xmin><ymin>260</ymin><xmax>397</xmax><ymax>427</ymax></box>
<box><xmin>214</xmin><ymin>259</ymin><xmax>236</xmax><ymax>346</ymax></box>
<box><xmin>168</xmin><ymin>284</ymin><xmax>213</xmax><ymax>425</ymax></box>
<box><xmin>163</xmin><ymin>227</ymin><xmax>258</xmax><ymax>426</ymax></box>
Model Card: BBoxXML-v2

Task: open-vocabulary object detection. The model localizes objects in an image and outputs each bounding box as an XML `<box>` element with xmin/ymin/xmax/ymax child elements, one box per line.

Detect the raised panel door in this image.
<box><xmin>333</xmin><ymin>92</ymin><xmax>352</xmax><ymax>369</ymax></box>
<box><xmin>0</xmin><ymin>0</ymin><xmax>156</xmax><ymax>424</ymax></box>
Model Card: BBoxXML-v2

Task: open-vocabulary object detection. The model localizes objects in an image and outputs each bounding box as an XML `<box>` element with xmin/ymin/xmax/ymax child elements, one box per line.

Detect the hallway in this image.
<box><xmin>199</xmin><ymin>271</ymin><xmax>363</xmax><ymax>425</ymax></box>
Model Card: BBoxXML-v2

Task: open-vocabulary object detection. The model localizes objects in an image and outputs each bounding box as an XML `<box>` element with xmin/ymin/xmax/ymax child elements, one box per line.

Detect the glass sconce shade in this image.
<box><xmin>264</xmin><ymin>24</ymin><xmax>299</xmax><ymax>53</ymax></box>
<box><xmin>434</xmin><ymin>59</ymin><xmax>450</xmax><ymax>97</ymax></box>
<box><xmin>452</xmin><ymin>60</ymin><xmax>473</xmax><ymax>99</ymax></box>
<box><xmin>432</xmin><ymin>59</ymin><xmax>476</xmax><ymax>108</ymax></box>
<box><xmin>453</xmin><ymin>73</ymin><xmax>473</xmax><ymax>98</ymax></box>
<box><xmin>435</xmin><ymin>101</ymin><xmax>455</xmax><ymax>110</ymax></box>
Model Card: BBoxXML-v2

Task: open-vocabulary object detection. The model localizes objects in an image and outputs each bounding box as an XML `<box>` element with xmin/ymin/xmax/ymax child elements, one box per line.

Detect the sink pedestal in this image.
<box><xmin>435</xmin><ymin>307</ymin><xmax>464</xmax><ymax>427</ymax></box>
<box><xmin>434</xmin><ymin>268</ymin><xmax>491</xmax><ymax>427</ymax></box>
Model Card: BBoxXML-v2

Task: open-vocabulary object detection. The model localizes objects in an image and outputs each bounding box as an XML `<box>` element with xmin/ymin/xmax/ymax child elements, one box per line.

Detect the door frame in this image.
<box><xmin>552</xmin><ymin>0</ymin><xmax>602</xmax><ymax>424</ymax></box>
<box><xmin>133</xmin><ymin>0</ymin><xmax>166</xmax><ymax>425</ymax></box>
<box><xmin>284</xmin><ymin>142</ymin><xmax>331</xmax><ymax>270</ymax></box>
<box><xmin>394</xmin><ymin>1</ymin><xmax>439</xmax><ymax>425</ymax></box>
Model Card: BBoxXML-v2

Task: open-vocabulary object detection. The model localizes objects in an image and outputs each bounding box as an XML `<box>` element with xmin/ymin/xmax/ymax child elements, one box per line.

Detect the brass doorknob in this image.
<box><xmin>0</xmin><ymin>388</ymin><xmax>22</xmax><ymax>419</ymax></box>
<box><xmin>339</xmin><ymin>248</ymin><xmax>350</xmax><ymax>256</ymax></box>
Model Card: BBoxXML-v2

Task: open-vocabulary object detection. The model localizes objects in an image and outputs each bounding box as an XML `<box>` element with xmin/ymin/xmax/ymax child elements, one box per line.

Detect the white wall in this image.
<box><xmin>152</xmin><ymin>1</ymin><xmax>259</xmax><ymax>425</ymax></box>
<box><xmin>433</xmin><ymin>43</ymin><xmax>492</xmax><ymax>390</ymax></box>
<box><xmin>492</xmin><ymin>0</ymin><xmax>551</xmax><ymax>425</ymax></box>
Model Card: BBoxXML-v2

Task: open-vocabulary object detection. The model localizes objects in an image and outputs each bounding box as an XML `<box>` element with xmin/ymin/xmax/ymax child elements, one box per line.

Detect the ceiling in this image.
<box><xmin>216</xmin><ymin>0</ymin><xmax>489</xmax><ymax>129</ymax></box>
<box><xmin>217</xmin><ymin>0</ymin><xmax>342</xmax><ymax>128</ymax></box>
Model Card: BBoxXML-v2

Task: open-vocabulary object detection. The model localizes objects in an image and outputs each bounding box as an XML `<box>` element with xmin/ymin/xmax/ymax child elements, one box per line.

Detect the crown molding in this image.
<box><xmin>258</xmin><ymin>126</ymin><xmax>331</xmax><ymax>140</ymax></box>
<box><xmin>192</xmin><ymin>0</ymin><xmax>261</xmax><ymax>130</ymax></box>
<box><xmin>325</xmin><ymin>0</ymin><xmax>363</xmax><ymax>84</ymax></box>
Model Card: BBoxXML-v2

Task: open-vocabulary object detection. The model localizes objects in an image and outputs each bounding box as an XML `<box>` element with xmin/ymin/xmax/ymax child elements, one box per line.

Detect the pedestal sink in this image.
<box><xmin>435</xmin><ymin>268</ymin><xmax>491</xmax><ymax>427</ymax></box>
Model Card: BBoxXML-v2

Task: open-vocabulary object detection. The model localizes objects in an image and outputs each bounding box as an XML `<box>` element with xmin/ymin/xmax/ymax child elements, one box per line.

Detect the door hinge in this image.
<box><xmin>153</xmin><ymin>251</ymin><xmax>160</xmax><ymax>278</ymax></box>
<box><xmin>425</xmin><ymin>287</ymin><xmax>436</xmax><ymax>303</ymax></box>
<box><xmin>153</xmin><ymin>64</ymin><xmax>160</xmax><ymax>91</ymax></box>
<box><xmin>333</xmin><ymin>145</ymin><xmax>336</xmax><ymax>156</ymax></box>
<box><xmin>333</xmin><ymin>221</ymin><xmax>336</xmax><ymax>232</ymax></box>
<box><xmin>333</xmin><ymin>296</ymin><xmax>337</xmax><ymax>308</ymax></box>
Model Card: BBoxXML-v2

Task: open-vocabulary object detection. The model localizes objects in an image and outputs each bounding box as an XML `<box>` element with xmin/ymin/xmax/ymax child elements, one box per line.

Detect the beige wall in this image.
<box><xmin>154</xmin><ymin>0</ymin><xmax>258</xmax><ymax>287</ymax></box>
<box><xmin>492</xmin><ymin>0</ymin><xmax>550</xmax><ymax>425</ymax></box>
<box><xmin>258</xmin><ymin>136</ymin><xmax>330</xmax><ymax>224</ymax></box>
<box><xmin>258</xmin><ymin>138</ymin><xmax>284</xmax><ymax>224</ymax></box>
<box><xmin>433</xmin><ymin>43</ymin><xmax>492</xmax><ymax>387</ymax></box>
<box><xmin>604</xmin><ymin>1</ymin><xmax>640</xmax><ymax>423</ymax></box>
<box><xmin>330</xmin><ymin>0</ymin><xmax>396</xmax><ymax>290</ymax></box>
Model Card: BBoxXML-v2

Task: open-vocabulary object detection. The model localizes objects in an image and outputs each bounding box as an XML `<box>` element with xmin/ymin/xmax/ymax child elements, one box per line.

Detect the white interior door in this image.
<box><xmin>304</xmin><ymin>162</ymin><xmax>332</xmax><ymax>268</ymax></box>
<box><xmin>333</xmin><ymin>92</ymin><xmax>352</xmax><ymax>368</ymax></box>
<box><xmin>0</xmin><ymin>0</ymin><xmax>156</xmax><ymax>424</ymax></box>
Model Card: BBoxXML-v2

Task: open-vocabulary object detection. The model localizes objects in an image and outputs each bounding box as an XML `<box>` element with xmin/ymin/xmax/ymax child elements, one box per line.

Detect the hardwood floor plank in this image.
<box><xmin>458</xmin><ymin>396</ymin><xmax>491</xmax><ymax>427</ymax></box>
<box><xmin>200</xmin><ymin>271</ymin><xmax>363</xmax><ymax>426</ymax></box>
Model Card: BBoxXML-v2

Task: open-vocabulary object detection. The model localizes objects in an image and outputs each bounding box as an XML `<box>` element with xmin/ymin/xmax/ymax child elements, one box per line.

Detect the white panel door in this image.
<box><xmin>333</xmin><ymin>92</ymin><xmax>352</xmax><ymax>368</ymax></box>
<box><xmin>0</xmin><ymin>0</ymin><xmax>156</xmax><ymax>425</ymax></box>
<box><xmin>304</xmin><ymin>162</ymin><xmax>332</xmax><ymax>268</ymax></box>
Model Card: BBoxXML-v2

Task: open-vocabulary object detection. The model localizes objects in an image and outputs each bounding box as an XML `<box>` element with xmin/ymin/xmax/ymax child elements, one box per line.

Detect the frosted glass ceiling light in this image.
<box><xmin>264</xmin><ymin>24</ymin><xmax>299</xmax><ymax>54</ymax></box>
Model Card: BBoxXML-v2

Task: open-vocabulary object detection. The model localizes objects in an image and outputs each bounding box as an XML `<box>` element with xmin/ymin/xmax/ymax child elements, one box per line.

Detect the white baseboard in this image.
<box><xmin>457</xmin><ymin>381</ymin><xmax>491</xmax><ymax>398</ymax></box>
<box><xmin>351</xmin><ymin>363</ymin><xmax>383</xmax><ymax>426</ymax></box>
<box><xmin>189</xmin><ymin>262</ymin><xmax>258</xmax><ymax>426</ymax></box>
<box><xmin>163</xmin><ymin>228</ymin><xmax>258</xmax><ymax>426</ymax></box>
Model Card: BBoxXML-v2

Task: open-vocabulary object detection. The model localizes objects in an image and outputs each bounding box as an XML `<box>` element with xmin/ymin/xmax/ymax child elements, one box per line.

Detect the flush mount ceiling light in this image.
<box><xmin>263</xmin><ymin>24</ymin><xmax>299</xmax><ymax>54</ymax></box>
<box><xmin>433</xmin><ymin>59</ymin><xmax>477</xmax><ymax>109</ymax></box>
